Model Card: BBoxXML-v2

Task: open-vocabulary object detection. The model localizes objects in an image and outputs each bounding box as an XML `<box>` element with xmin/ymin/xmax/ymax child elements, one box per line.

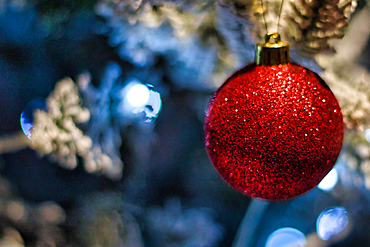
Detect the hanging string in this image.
<box><xmin>259</xmin><ymin>0</ymin><xmax>285</xmax><ymax>34</ymax></box>
<box><xmin>259</xmin><ymin>0</ymin><xmax>269</xmax><ymax>34</ymax></box>
<box><xmin>277</xmin><ymin>0</ymin><xmax>285</xmax><ymax>32</ymax></box>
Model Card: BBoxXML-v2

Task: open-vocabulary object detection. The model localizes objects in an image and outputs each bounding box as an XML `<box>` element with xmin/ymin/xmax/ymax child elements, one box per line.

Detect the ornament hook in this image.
<box><xmin>265</xmin><ymin>32</ymin><xmax>282</xmax><ymax>45</ymax></box>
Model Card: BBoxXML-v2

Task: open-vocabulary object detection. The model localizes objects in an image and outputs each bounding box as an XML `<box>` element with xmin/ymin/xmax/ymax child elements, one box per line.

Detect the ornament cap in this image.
<box><xmin>255</xmin><ymin>32</ymin><xmax>290</xmax><ymax>66</ymax></box>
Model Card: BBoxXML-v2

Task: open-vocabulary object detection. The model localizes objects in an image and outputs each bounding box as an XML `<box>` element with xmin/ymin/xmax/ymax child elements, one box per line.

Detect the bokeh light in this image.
<box><xmin>120</xmin><ymin>79</ymin><xmax>162</xmax><ymax>121</ymax></box>
<box><xmin>265</xmin><ymin>227</ymin><xmax>306</xmax><ymax>247</ymax></box>
<box><xmin>142</xmin><ymin>86</ymin><xmax>162</xmax><ymax>122</ymax></box>
<box><xmin>365</xmin><ymin>129</ymin><xmax>370</xmax><ymax>143</ymax></box>
<box><xmin>126</xmin><ymin>82</ymin><xmax>150</xmax><ymax>108</ymax></box>
<box><xmin>20</xmin><ymin>98</ymin><xmax>47</xmax><ymax>139</ymax></box>
<box><xmin>318</xmin><ymin>168</ymin><xmax>338</xmax><ymax>192</ymax></box>
<box><xmin>316</xmin><ymin>206</ymin><xmax>348</xmax><ymax>241</ymax></box>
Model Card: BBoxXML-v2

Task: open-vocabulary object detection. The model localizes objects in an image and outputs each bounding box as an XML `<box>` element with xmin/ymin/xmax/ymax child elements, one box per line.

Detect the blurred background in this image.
<box><xmin>0</xmin><ymin>0</ymin><xmax>370</xmax><ymax>246</ymax></box>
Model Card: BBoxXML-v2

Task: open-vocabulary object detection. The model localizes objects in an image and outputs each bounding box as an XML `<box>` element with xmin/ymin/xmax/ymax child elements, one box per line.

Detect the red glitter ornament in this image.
<box><xmin>204</xmin><ymin>33</ymin><xmax>344</xmax><ymax>200</ymax></box>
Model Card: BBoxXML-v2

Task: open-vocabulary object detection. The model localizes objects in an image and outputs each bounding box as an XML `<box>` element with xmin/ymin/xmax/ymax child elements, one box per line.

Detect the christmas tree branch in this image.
<box><xmin>232</xmin><ymin>199</ymin><xmax>270</xmax><ymax>247</ymax></box>
<box><xmin>0</xmin><ymin>131</ymin><xmax>31</xmax><ymax>155</ymax></box>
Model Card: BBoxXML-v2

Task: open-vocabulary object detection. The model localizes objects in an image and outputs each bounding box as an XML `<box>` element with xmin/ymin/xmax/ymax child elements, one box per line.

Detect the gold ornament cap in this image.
<box><xmin>255</xmin><ymin>32</ymin><xmax>289</xmax><ymax>66</ymax></box>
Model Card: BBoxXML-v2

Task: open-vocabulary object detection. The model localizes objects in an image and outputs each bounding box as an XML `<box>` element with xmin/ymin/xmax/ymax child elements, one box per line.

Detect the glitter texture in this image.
<box><xmin>204</xmin><ymin>63</ymin><xmax>344</xmax><ymax>200</ymax></box>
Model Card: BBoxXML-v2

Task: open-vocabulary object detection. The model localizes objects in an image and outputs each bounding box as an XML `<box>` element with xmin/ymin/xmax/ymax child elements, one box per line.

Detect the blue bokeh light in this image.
<box><xmin>316</xmin><ymin>206</ymin><xmax>348</xmax><ymax>241</ymax></box>
<box><xmin>265</xmin><ymin>227</ymin><xmax>306</xmax><ymax>247</ymax></box>
<box><xmin>20</xmin><ymin>98</ymin><xmax>47</xmax><ymax>139</ymax></box>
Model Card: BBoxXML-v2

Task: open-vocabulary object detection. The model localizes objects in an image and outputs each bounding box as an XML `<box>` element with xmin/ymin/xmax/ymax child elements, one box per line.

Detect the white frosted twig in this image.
<box><xmin>1</xmin><ymin>75</ymin><xmax>124</xmax><ymax>180</ymax></box>
<box><xmin>315</xmin><ymin>6</ymin><xmax>370</xmax><ymax>131</ymax></box>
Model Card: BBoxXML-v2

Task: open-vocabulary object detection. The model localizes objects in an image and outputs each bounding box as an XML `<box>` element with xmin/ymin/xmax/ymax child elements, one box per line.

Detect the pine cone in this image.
<box><xmin>288</xmin><ymin>0</ymin><xmax>356</xmax><ymax>54</ymax></box>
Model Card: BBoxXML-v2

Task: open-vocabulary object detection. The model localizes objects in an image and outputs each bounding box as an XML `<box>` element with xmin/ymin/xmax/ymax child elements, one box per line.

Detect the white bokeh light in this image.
<box><xmin>265</xmin><ymin>227</ymin><xmax>306</xmax><ymax>247</ymax></box>
<box><xmin>316</xmin><ymin>207</ymin><xmax>348</xmax><ymax>241</ymax></box>
<box><xmin>365</xmin><ymin>129</ymin><xmax>370</xmax><ymax>142</ymax></box>
<box><xmin>119</xmin><ymin>79</ymin><xmax>162</xmax><ymax>121</ymax></box>
<box><xmin>318</xmin><ymin>168</ymin><xmax>338</xmax><ymax>192</ymax></box>
<box><xmin>125</xmin><ymin>82</ymin><xmax>150</xmax><ymax>108</ymax></box>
